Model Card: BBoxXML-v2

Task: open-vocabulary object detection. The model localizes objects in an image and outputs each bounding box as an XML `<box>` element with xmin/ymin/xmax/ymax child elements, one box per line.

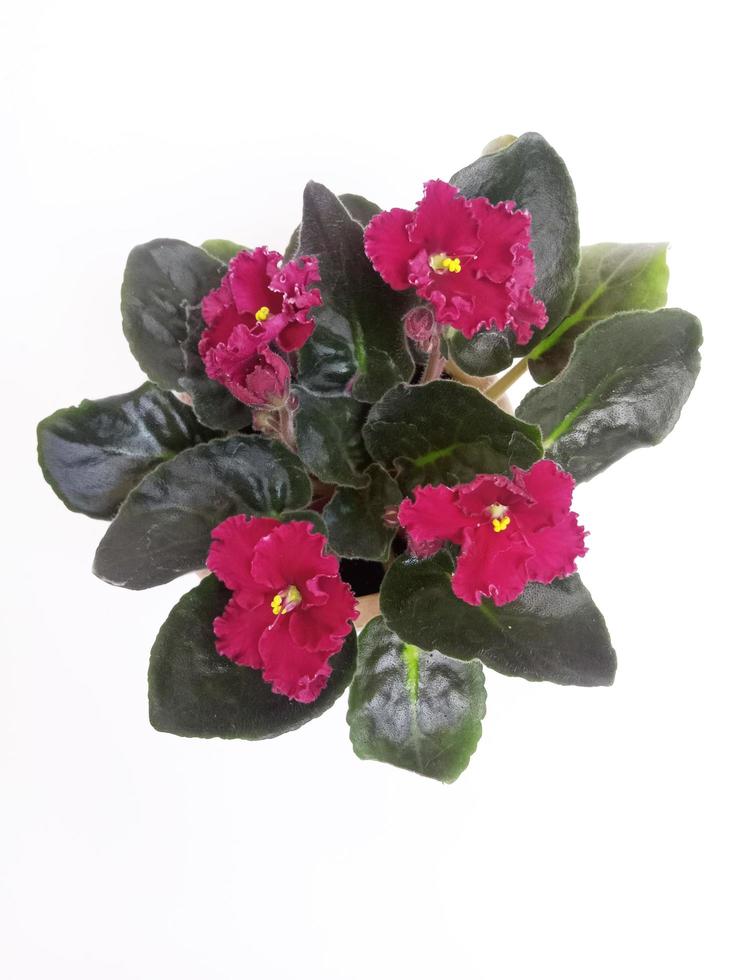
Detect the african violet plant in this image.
<box><xmin>37</xmin><ymin>133</ymin><xmax>702</xmax><ymax>782</ymax></box>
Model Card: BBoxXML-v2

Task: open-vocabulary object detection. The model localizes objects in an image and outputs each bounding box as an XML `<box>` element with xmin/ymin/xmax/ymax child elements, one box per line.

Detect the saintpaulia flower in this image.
<box><xmin>398</xmin><ymin>460</ymin><xmax>587</xmax><ymax>606</ymax></box>
<box><xmin>207</xmin><ymin>517</ymin><xmax>357</xmax><ymax>703</ymax></box>
<box><xmin>200</xmin><ymin>246</ymin><xmax>322</xmax><ymax>356</ymax></box>
<box><xmin>364</xmin><ymin>180</ymin><xmax>547</xmax><ymax>344</ymax></box>
<box><xmin>200</xmin><ymin>324</ymin><xmax>291</xmax><ymax>408</ymax></box>
<box><xmin>403</xmin><ymin>305</ymin><xmax>438</xmax><ymax>351</ymax></box>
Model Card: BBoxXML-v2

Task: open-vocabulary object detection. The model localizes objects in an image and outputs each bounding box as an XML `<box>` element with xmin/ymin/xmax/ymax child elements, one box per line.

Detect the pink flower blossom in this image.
<box><xmin>200</xmin><ymin>324</ymin><xmax>291</xmax><ymax>407</ymax></box>
<box><xmin>207</xmin><ymin>517</ymin><xmax>357</xmax><ymax>703</ymax></box>
<box><xmin>398</xmin><ymin>460</ymin><xmax>587</xmax><ymax>606</ymax></box>
<box><xmin>364</xmin><ymin>180</ymin><xmax>547</xmax><ymax>344</ymax></box>
<box><xmin>200</xmin><ymin>246</ymin><xmax>322</xmax><ymax>357</ymax></box>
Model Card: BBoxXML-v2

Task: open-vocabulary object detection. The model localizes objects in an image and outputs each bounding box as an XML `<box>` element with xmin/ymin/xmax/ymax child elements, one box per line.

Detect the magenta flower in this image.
<box><xmin>364</xmin><ymin>180</ymin><xmax>548</xmax><ymax>344</ymax></box>
<box><xmin>207</xmin><ymin>517</ymin><xmax>357</xmax><ymax>703</ymax></box>
<box><xmin>200</xmin><ymin>324</ymin><xmax>291</xmax><ymax>408</ymax></box>
<box><xmin>398</xmin><ymin>460</ymin><xmax>587</xmax><ymax>606</ymax></box>
<box><xmin>200</xmin><ymin>246</ymin><xmax>322</xmax><ymax>356</ymax></box>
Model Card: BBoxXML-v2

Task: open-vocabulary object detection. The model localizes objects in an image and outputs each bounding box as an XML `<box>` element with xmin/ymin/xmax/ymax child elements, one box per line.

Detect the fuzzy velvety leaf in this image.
<box><xmin>178</xmin><ymin>305</ymin><xmax>252</xmax><ymax>432</ymax></box>
<box><xmin>297</xmin><ymin>306</ymin><xmax>358</xmax><ymax>395</ymax></box>
<box><xmin>149</xmin><ymin>576</ymin><xmax>357</xmax><ymax>739</ymax></box>
<box><xmin>37</xmin><ymin>383</ymin><xmax>215</xmax><ymax>520</ymax></box>
<box><xmin>200</xmin><ymin>240</ymin><xmax>247</xmax><ymax>263</ymax></box>
<box><xmin>451</xmin><ymin>132</ymin><xmax>580</xmax><ymax>334</ymax></box>
<box><xmin>517</xmin><ymin>308</ymin><xmax>702</xmax><ymax>482</ymax></box>
<box><xmin>347</xmin><ymin>616</ymin><xmax>486</xmax><ymax>782</ymax></box>
<box><xmin>363</xmin><ymin>380</ymin><xmax>542</xmax><ymax>492</ymax></box>
<box><xmin>381</xmin><ymin>552</ymin><xmax>616</xmax><ymax>687</ymax></box>
<box><xmin>94</xmin><ymin>435</ymin><xmax>311</xmax><ymax>589</ymax></box>
<box><xmin>323</xmin><ymin>464</ymin><xmax>402</xmax><ymax>561</ymax></box>
<box><xmin>284</xmin><ymin>192</ymin><xmax>382</xmax><ymax>262</ymax></box>
<box><xmin>295</xmin><ymin>182</ymin><xmax>413</xmax><ymax>401</ymax></box>
<box><xmin>121</xmin><ymin>239</ymin><xmax>224</xmax><ymax>389</ymax></box>
<box><xmin>293</xmin><ymin>386</ymin><xmax>369</xmax><ymax>488</ymax></box>
<box><xmin>529</xmin><ymin>242</ymin><xmax>669</xmax><ymax>383</ymax></box>
<box><xmin>444</xmin><ymin>326</ymin><xmax>514</xmax><ymax>376</ymax></box>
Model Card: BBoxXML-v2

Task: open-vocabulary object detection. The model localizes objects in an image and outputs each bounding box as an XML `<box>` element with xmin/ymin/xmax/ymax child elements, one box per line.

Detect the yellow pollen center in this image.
<box><xmin>429</xmin><ymin>253</ymin><xmax>462</xmax><ymax>274</ymax></box>
<box><xmin>487</xmin><ymin>502</ymin><xmax>511</xmax><ymax>533</ymax></box>
<box><xmin>255</xmin><ymin>306</ymin><xmax>271</xmax><ymax>322</ymax></box>
<box><xmin>271</xmin><ymin>585</ymin><xmax>302</xmax><ymax>615</ymax></box>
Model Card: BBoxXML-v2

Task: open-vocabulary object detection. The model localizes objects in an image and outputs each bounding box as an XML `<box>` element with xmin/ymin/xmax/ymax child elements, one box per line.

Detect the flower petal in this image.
<box><xmin>457</xmin><ymin>473</ymin><xmax>532</xmax><ymax>520</ymax></box>
<box><xmin>250</xmin><ymin>521</ymin><xmax>339</xmax><ymax>594</ymax></box>
<box><xmin>259</xmin><ymin>616</ymin><xmax>334</xmax><ymax>703</ymax></box>
<box><xmin>398</xmin><ymin>484</ymin><xmax>472</xmax><ymax>553</ymax></box>
<box><xmin>213</xmin><ymin>595</ymin><xmax>273</xmax><ymax>669</ymax></box>
<box><xmin>525</xmin><ymin>513</ymin><xmax>588</xmax><ymax>584</ymax></box>
<box><xmin>207</xmin><ymin>514</ymin><xmax>280</xmax><ymax>592</ymax></box>
<box><xmin>364</xmin><ymin>206</ymin><xmax>417</xmax><ymax>290</ymax></box>
<box><xmin>228</xmin><ymin>247</ymin><xmax>283</xmax><ymax>316</ymax></box>
<box><xmin>409</xmin><ymin>180</ymin><xmax>479</xmax><ymax>257</ymax></box>
<box><xmin>289</xmin><ymin>575</ymin><xmax>357</xmax><ymax>653</ymax></box>
<box><xmin>452</xmin><ymin>524</ymin><xmax>533</xmax><ymax>606</ymax></box>
<box><xmin>471</xmin><ymin>198</ymin><xmax>532</xmax><ymax>284</ymax></box>
<box><xmin>512</xmin><ymin>460</ymin><xmax>575</xmax><ymax>530</ymax></box>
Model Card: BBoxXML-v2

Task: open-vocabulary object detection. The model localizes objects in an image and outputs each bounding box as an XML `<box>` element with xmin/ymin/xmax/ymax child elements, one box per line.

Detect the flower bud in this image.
<box><xmin>403</xmin><ymin>306</ymin><xmax>437</xmax><ymax>351</ymax></box>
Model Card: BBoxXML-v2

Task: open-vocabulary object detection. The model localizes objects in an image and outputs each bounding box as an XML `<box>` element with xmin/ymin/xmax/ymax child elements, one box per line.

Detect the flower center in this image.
<box><xmin>429</xmin><ymin>253</ymin><xmax>462</xmax><ymax>274</ymax></box>
<box><xmin>271</xmin><ymin>584</ymin><xmax>302</xmax><ymax>616</ymax></box>
<box><xmin>488</xmin><ymin>502</ymin><xmax>511</xmax><ymax>533</ymax></box>
<box><xmin>255</xmin><ymin>306</ymin><xmax>271</xmax><ymax>322</ymax></box>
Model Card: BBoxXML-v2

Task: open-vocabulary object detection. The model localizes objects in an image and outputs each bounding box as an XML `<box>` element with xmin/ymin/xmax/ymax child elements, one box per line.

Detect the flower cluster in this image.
<box><xmin>207</xmin><ymin>517</ymin><xmax>357</xmax><ymax>703</ymax></box>
<box><xmin>365</xmin><ymin>179</ymin><xmax>547</xmax><ymax>344</ymax></box>
<box><xmin>199</xmin><ymin>247</ymin><xmax>322</xmax><ymax>408</ymax></box>
<box><xmin>398</xmin><ymin>460</ymin><xmax>587</xmax><ymax>606</ymax></box>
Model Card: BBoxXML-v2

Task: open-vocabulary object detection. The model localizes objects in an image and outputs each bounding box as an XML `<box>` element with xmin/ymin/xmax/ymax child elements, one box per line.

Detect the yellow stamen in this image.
<box><xmin>429</xmin><ymin>253</ymin><xmax>462</xmax><ymax>274</ymax></box>
<box><xmin>270</xmin><ymin>585</ymin><xmax>302</xmax><ymax>616</ymax></box>
<box><xmin>255</xmin><ymin>306</ymin><xmax>271</xmax><ymax>322</ymax></box>
<box><xmin>492</xmin><ymin>516</ymin><xmax>511</xmax><ymax>533</ymax></box>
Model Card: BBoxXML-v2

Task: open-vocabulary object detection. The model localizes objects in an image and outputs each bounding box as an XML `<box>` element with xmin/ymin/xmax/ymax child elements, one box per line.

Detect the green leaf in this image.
<box><xmin>293</xmin><ymin>386</ymin><xmax>369</xmax><ymax>488</ymax></box>
<box><xmin>363</xmin><ymin>380</ymin><xmax>542</xmax><ymax>492</ymax></box>
<box><xmin>443</xmin><ymin>326</ymin><xmax>514</xmax><ymax>377</ymax></box>
<box><xmin>451</xmin><ymin>132</ymin><xmax>580</xmax><ymax>333</ymax></box>
<box><xmin>121</xmin><ymin>239</ymin><xmax>224</xmax><ymax>389</ymax></box>
<box><xmin>528</xmin><ymin>242</ymin><xmax>670</xmax><ymax>383</ymax></box>
<box><xmin>37</xmin><ymin>383</ymin><xmax>214</xmax><ymax>520</ymax></box>
<box><xmin>297</xmin><ymin>306</ymin><xmax>358</xmax><ymax>395</ymax></box>
<box><xmin>323</xmin><ymin>464</ymin><xmax>402</xmax><ymax>561</ymax></box>
<box><xmin>200</xmin><ymin>239</ymin><xmax>247</xmax><ymax>263</ymax></box>
<box><xmin>347</xmin><ymin>616</ymin><xmax>486</xmax><ymax>782</ymax></box>
<box><xmin>93</xmin><ymin>435</ymin><xmax>311</xmax><ymax>589</ymax></box>
<box><xmin>381</xmin><ymin>552</ymin><xmax>616</xmax><ymax>687</ymax></box>
<box><xmin>517</xmin><ymin>308</ymin><xmax>702</xmax><ymax>482</ymax></box>
<box><xmin>149</xmin><ymin>576</ymin><xmax>357</xmax><ymax>739</ymax></box>
<box><xmin>295</xmin><ymin>182</ymin><xmax>414</xmax><ymax>402</ymax></box>
<box><xmin>284</xmin><ymin>192</ymin><xmax>382</xmax><ymax>261</ymax></box>
<box><xmin>178</xmin><ymin>305</ymin><xmax>252</xmax><ymax>432</ymax></box>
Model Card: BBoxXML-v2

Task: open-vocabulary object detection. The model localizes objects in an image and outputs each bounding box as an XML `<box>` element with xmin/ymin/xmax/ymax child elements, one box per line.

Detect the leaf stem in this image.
<box><xmin>484</xmin><ymin>356</ymin><xmax>530</xmax><ymax>401</ymax></box>
<box><xmin>419</xmin><ymin>339</ymin><xmax>446</xmax><ymax>384</ymax></box>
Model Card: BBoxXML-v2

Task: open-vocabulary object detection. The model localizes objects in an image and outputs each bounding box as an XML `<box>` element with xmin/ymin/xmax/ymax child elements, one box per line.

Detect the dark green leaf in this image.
<box><xmin>284</xmin><ymin>192</ymin><xmax>382</xmax><ymax>261</ymax></box>
<box><xmin>121</xmin><ymin>239</ymin><xmax>224</xmax><ymax>389</ymax></box>
<box><xmin>347</xmin><ymin>616</ymin><xmax>486</xmax><ymax>782</ymax></box>
<box><xmin>94</xmin><ymin>435</ymin><xmax>311</xmax><ymax>589</ymax></box>
<box><xmin>381</xmin><ymin>552</ymin><xmax>616</xmax><ymax>687</ymax></box>
<box><xmin>295</xmin><ymin>182</ymin><xmax>413</xmax><ymax>402</ymax></box>
<box><xmin>444</xmin><ymin>326</ymin><xmax>514</xmax><ymax>376</ymax></box>
<box><xmin>517</xmin><ymin>308</ymin><xmax>702</xmax><ymax>482</ymax></box>
<box><xmin>200</xmin><ymin>239</ymin><xmax>247</xmax><ymax>263</ymax></box>
<box><xmin>529</xmin><ymin>242</ymin><xmax>669</xmax><ymax>383</ymax></box>
<box><xmin>323</xmin><ymin>464</ymin><xmax>401</xmax><ymax>561</ymax></box>
<box><xmin>178</xmin><ymin>305</ymin><xmax>252</xmax><ymax>431</ymax></box>
<box><xmin>37</xmin><ymin>383</ymin><xmax>214</xmax><ymax>520</ymax></box>
<box><xmin>363</xmin><ymin>380</ymin><xmax>542</xmax><ymax>492</ymax></box>
<box><xmin>149</xmin><ymin>576</ymin><xmax>357</xmax><ymax>739</ymax></box>
<box><xmin>293</xmin><ymin>386</ymin><xmax>369</xmax><ymax>488</ymax></box>
<box><xmin>296</xmin><ymin>306</ymin><xmax>358</xmax><ymax>395</ymax></box>
<box><xmin>451</xmin><ymin>132</ymin><xmax>580</xmax><ymax>333</ymax></box>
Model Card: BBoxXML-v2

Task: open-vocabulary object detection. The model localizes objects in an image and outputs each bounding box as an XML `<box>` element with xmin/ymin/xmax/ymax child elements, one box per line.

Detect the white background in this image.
<box><xmin>2</xmin><ymin>2</ymin><xmax>732</xmax><ymax>977</ymax></box>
